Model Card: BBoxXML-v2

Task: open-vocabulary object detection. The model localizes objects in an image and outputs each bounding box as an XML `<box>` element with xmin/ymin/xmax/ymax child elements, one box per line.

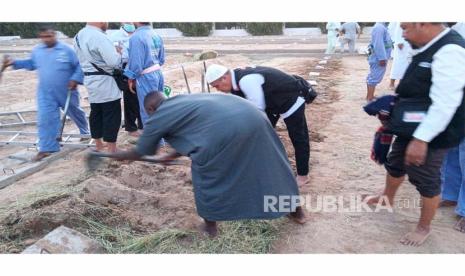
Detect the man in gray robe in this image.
<box><xmin>104</xmin><ymin>92</ymin><xmax>305</xmax><ymax>236</ymax></box>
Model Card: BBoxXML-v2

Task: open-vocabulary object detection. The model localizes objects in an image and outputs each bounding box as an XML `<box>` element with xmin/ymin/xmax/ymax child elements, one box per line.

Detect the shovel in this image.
<box><xmin>85</xmin><ymin>151</ymin><xmax>185</xmax><ymax>172</ymax></box>
<box><xmin>57</xmin><ymin>89</ymin><xmax>72</xmax><ymax>141</ymax></box>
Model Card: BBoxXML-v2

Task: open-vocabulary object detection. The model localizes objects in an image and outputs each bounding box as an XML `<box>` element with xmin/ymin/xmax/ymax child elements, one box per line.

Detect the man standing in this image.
<box><xmin>340</xmin><ymin>22</ymin><xmax>361</xmax><ymax>53</ymax></box>
<box><xmin>389</xmin><ymin>22</ymin><xmax>412</xmax><ymax>90</ymax></box>
<box><xmin>366</xmin><ymin>23</ymin><xmax>465</xmax><ymax>246</ymax></box>
<box><xmin>74</xmin><ymin>22</ymin><xmax>122</xmax><ymax>153</ymax></box>
<box><xmin>206</xmin><ymin>64</ymin><xmax>311</xmax><ymax>186</ymax></box>
<box><xmin>441</xmin><ymin>140</ymin><xmax>465</xmax><ymax>233</ymax></box>
<box><xmin>124</xmin><ymin>22</ymin><xmax>165</xmax><ymax>125</ymax></box>
<box><xmin>104</xmin><ymin>92</ymin><xmax>306</xmax><ymax>237</ymax></box>
<box><xmin>325</xmin><ymin>22</ymin><xmax>341</xmax><ymax>54</ymax></box>
<box><xmin>366</xmin><ymin>22</ymin><xmax>393</xmax><ymax>101</ymax></box>
<box><xmin>110</xmin><ymin>23</ymin><xmax>143</xmax><ymax>137</ymax></box>
<box><xmin>3</xmin><ymin>25</ymin><xmax>89</xmax><ymax>161</ymax></box>
<box><xmin>440</xmin><ymin>22</ymin><xmax>465</xmax><ymax>234</ymax></box>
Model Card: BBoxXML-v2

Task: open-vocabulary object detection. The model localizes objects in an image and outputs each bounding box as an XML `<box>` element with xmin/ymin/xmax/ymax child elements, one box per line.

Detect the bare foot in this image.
<box><xmin>200</xmin><ymin>220</ymin><xmax>218</xmax><ymax>238</ymax></box>
<box><xmin>287</xmin><ymin>206</ymin><xmax>307</xmax><ymax>224</ymax></box>
<box><xmin>439</xmin><ymin>200</ymin><xmax>457</xmax><ymax>208</ymax></box>
<box><xmin>31</xmin><ymin>152</ymin><xmax>52</xmax><ymax>162</ymax></box>
<box><xmin>296</xmin><ymin>175</ymin><xmax>309</xmax><ymax>186</ymax></box>
<box><xmin>400</xmin><ymin>225</ymin><xmax>431</xmax><ymax>246</ymax></box>
<box><xmin>453</xmin><ymin>217</ymin><xmax>465</xmax><ymax>233</ymax></box>
<box><xmin>106</xmin><ymin>143</ymin><xmax>118</xmax><ymax>153</ymax></box>
<box><xmin>128</xmin><ymin>131</ymin><xmax>140</xmax><ymax>137</ymax></box>
<box><xmin>362</xmin><ymin>194</ymin><xmax>393</xmax><ymax>206</ymax></box>
<box><xmin>95</xmin><ymin>139</ymin><xmax>105</xmax><ymax>152</ymax></box>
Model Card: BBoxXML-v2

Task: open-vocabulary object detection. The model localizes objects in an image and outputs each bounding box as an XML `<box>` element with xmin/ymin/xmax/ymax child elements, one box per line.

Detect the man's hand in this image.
<box><xmin>158</xmin><ymin>151</ymin><xmax>182</xmax><ymax>164</ymax></box>
<box><xmin>397</xmin><ymin>43</ymin><xmax>404</xmax><ymax>50</ymax></box>
<box><xmin>128</xmin><ymin>79</ymin><xmax>136</xmax><ymax>94</ymax></box>
<box><xmin>68</xmin><ymin>80</ymin><xmax>78</xmax><ymax>90</ymax></box>
<box><xmin>379</xmin><ymin>60</ymin><xmax>387</xmax><ymax>67</ymax></box>
<box><xmin>1</xmin><ymin>56</ymin><xmax>13</xmax><ymax>70</ymax></box>
<box><xmin>115</xmin><ymin>45</ymin><xmax>123</xmax><ymax>55</ymax></box>
<box><xmin>405</xmin><ymin>138</ymin><xmax>428</xmax><ymax>166</ymax></box>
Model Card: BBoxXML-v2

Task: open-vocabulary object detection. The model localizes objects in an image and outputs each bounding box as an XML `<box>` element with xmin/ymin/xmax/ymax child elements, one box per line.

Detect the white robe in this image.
<box><xmin>452</xmin><ymin>22</ymin><xmax>465</xmax><ymax>38</ymax></box>
<box><xmin>389</xmin><ymin>22</ymin><xmax>412</xmax><ymax>80</ymax></box>
<box><xmin>325</xmin><ymin>22</ymin><xmax>341</xmax><ymax>54</ymax></box>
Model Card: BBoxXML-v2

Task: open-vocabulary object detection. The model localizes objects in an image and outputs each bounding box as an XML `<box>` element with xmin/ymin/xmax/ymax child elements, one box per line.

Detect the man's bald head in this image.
<box><xmin>144</xmin><ymin>91</ymin><xmax>166</xmax><ymax>115</ymax></box>
<box><xmin>87</xmin><ymin>22</ymin><xmax>109</xmax><ymax>32</ymax></box>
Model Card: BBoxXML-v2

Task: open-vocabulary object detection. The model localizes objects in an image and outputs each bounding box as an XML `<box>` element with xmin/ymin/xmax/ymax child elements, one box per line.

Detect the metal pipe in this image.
<box><xmin>181</xmin><ymin>65</ymin><xmax>191</xmax><ymax>94</ymax></box>
<box><xmin>203</xmin><ymin>61</ymin><xmax>211</xmax><ymax>93</ymax></box>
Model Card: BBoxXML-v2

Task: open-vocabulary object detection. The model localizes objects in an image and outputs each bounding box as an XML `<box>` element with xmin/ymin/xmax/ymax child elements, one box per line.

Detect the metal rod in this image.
<box><xmin>0</xmin><ymin>121</ymin><xmax>37</xmax><ymax>129</ymax></box>
<box><xmin>16</xmin><ymin>112</ymin><xmax>26</xmax><ymax>123</ymax></box>
<box><xmin>0</xmin><ymin>131</ymin><xmax>91</xmax><ymax>138</ymax></box>
<box><xmin>201</xmin><ymin>70</ymin><xmax>206</xmax><ymax>93</ymax></box>
<box><xmin>203</xmin><ymin>61</ymin><xmax>210</xmax><ymax>93</ymax></box>
<box><xmin>0</xmin><ymin>140</ymin><xmax>95</xmax><ymax>148</ymax></box>
<box><xmin>57</xmin><ymin>89</ymin><xmax>72</xmax><ymax>141</ymax></box>
<box><xmin>181</xmin><ymin>65</ymin><xmax>191</xmax><ymax>94</ymax></box>
<box><xmin>8</xmin><ymin>133</ymin><xmax>20</xmax><ymax>142</ymax></box>
<box><xmin>0</xmin><ymin>110</ymin><xmax>36</xmax><ymax>116</ymax></box>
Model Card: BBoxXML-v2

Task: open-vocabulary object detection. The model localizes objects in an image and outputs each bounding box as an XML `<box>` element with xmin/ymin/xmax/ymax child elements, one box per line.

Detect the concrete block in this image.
<box><xmin>154</xmin><ymin>28</ymin><xmax>183</xmax><ymax>38</ymax></box>
<box><xmin>318</xmin><ymin>60</ymin><xmax>328</xmax><ymax>65</ymax></box>
<box><xmin>362</xmin><ymin>26</ymin><xmax>373</xmax><ymax>35</ymax></box>
<box><xmin>196</xmin><ymin>50</ymin><xmax>218</xmax><ymax>61</ymax></box>
<box><xmin>283</xmin><ymin>27</ymin><xmax>322</xmax><ymax>37</ymax></box>
<box><xmin>0</xmin><ymin>36</ymin><xmax>21</xmax><ymax>41</ymax></box>
<box><xmin>315</xmin><ymin>65</ymin><xmax>325</xmax><ymax>70</ymax></box>
<box><xmin>308</xmin><ymin>80</ymin><xmax>318</xmax><ymax>86</ymax></box>
<box><xmin>211</xmin><ymin>29</ymin><xmax>250</xmax><ymax>37</ymax></box>
<box><xmin>358</xmin><ymin>46</ymin><xmax>370</xmax><ymax>55</ymax></box>
<box><xmin>22</xmin><ymin>226</ymin><xmax>104</xmax><ymax>254</ymax></box>
<box><xmin>309</xmin><ymin>72</ymin><xmax>320</xmax><ymax>77</ymax></box>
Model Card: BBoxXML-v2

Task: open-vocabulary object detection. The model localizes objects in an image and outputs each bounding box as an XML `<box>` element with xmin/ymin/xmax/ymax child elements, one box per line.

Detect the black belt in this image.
<box><xmin>84</xmin><ymin>71</ymin><xmax>112</xmax><ymax>76</ymax></box>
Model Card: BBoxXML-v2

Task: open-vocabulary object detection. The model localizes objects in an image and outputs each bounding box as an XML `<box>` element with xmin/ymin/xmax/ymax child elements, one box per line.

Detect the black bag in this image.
<box><xmin>293</xmin><ymin>74</ymin><xmax>318</xmax><ymax>104</ymax></box>
<box><xmin>387</xmin><ymin>97</ymin><xmax>431</xmax><ymax>138</ymax></box>
<box><xmin>112</xmin><ymin>68</ymin><xmax>129</xmax><ymax>92</ymax></box>
<box><xmin>84</xmin><ymin>62</ymin><xmax>128</xmax><ymax>91</ymax></box>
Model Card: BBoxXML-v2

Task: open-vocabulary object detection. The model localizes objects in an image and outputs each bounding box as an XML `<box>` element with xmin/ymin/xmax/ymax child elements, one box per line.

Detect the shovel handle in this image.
<box><xmin>57</xmin><ymin>89</ymin><xmax>73</xmax><ymax>141</ymax></box>
<box><xmin>88</xmin><ymin>151</ymin><xmax>185</xmax><ymax>165</ymax></box>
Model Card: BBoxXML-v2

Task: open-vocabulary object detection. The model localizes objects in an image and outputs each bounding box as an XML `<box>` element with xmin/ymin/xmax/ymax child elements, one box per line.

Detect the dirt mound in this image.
<box><xmin>80</xmin><ymin>160</ymin><xmax>200</xmax><ymax>231</ymax></box>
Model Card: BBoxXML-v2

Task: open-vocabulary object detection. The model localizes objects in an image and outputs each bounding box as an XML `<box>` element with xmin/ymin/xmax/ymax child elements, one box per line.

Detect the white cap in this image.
<box><xmin>206</xmin><ymin>64</ymin><xmax>228</xmax><ymax>83</ymax></box>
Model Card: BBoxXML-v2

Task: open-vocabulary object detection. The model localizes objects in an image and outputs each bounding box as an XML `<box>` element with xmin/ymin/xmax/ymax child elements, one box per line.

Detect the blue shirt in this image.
<box><xmin>124</xmin><ymin>25</ymin><xmax>165</xmax><ymax>80</ymax></box>
<box><xmin>14</xmin><ymin>41</ymin><xmax>83</xmax><ymax>94</ymax></box>
<box><xmin>369</xmin><ymin>22</ymin><xmax>393</xmax><ymax>62</ymax></box>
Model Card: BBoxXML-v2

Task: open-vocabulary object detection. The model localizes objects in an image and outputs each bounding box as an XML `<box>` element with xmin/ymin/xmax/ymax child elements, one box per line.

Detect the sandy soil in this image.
<box><xmin>274</xmin><ymin>56</ymin><xmax>465</xmax><ymax>253</ymax></box>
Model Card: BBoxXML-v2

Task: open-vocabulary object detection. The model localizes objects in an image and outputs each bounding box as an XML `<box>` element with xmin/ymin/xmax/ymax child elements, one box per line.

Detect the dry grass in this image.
<box><xmin>78</xmin><ymin>211</ymin><xmax>285</xmax><ymax>254</ymax></box>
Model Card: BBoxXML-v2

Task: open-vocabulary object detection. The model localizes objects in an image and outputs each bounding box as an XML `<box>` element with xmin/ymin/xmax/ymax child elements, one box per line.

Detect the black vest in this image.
<box><xmin>233</xmin><ymin>66</ymin><xmax>300</xmax><ymax>114</ymax></box>
<box><xmin>395</xmin><ymin>30</ymin><xmax>465</xmax><ymax>148</ymax></box>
